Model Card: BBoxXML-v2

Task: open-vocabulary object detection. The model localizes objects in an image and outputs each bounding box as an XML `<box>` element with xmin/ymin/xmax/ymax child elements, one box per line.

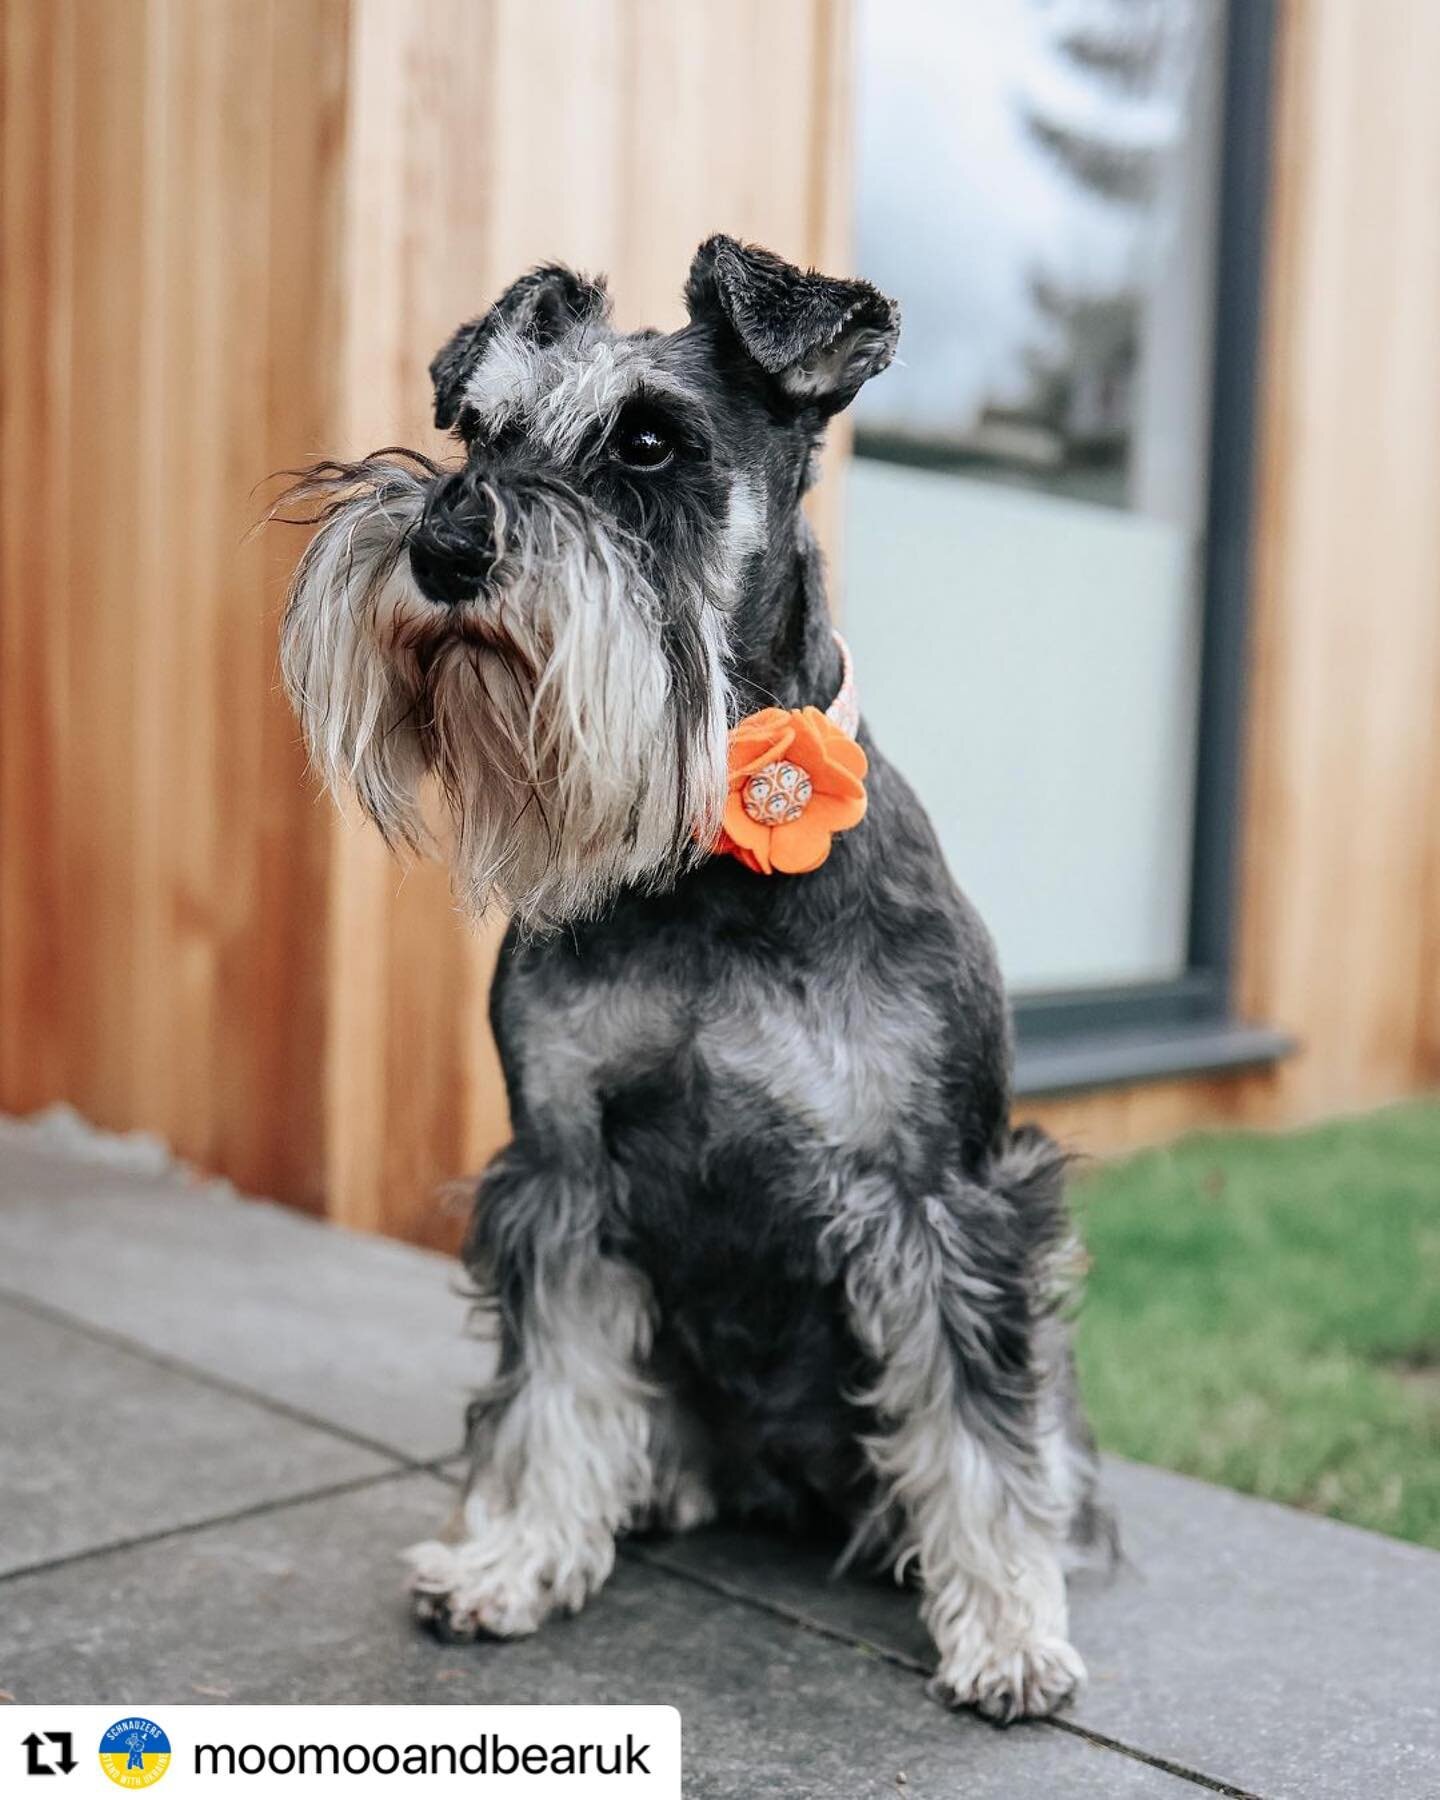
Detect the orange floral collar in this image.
<box><xmin>712</xmin><ymin>632</ymin><xmax>867</xmax><ymax>875</ymax></box>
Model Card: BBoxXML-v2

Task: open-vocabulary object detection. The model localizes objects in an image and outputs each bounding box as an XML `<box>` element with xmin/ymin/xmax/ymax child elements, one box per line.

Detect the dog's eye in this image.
<box><xmin>610</xmin><ymin>406</ymin><xmax>675</xmax><ymax>472</ymax></box>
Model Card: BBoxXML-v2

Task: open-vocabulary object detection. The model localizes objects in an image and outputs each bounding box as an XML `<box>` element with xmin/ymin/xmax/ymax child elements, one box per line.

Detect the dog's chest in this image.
<box><xmin>518</xmin><ymin>962</ymin><xmax>938</xmax><ymax>1163</ymax></box>
<box><xmin>689</xmin><ymin>977</ymin><xmax>936</xmax><ymax>1154</ymax></box>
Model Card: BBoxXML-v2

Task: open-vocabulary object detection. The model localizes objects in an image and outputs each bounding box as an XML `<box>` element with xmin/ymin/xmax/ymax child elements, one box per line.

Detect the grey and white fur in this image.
<box><xmin>279</xmin><ymin>237</ymin><xmax>1110</xmax><ymax>1722</ymax></box>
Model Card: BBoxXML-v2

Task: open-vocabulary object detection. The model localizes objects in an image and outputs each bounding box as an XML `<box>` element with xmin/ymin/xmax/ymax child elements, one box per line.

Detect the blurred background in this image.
<box><xmin>2</xmin><ymin>0</ymin><xmax>1438</xmax><ymax>1546</ymax></box>
<box><xmin>1</xmin><ymin>3</ymin><xmax>1437</xmax><ymax>1241</ymax></box>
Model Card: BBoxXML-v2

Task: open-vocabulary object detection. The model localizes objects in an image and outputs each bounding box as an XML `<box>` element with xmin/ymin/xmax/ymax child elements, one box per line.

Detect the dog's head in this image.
<box><xmin>279</xmin><ymin>235</ymin><xmax>898</xmax><ymax>926</ymax></box>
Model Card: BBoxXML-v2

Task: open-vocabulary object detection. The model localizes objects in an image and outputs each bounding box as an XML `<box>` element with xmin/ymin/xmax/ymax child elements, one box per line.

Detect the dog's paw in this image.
<box><xmin>929</xmin><ymin>1634</ymin><xmax>1085</xmax><ymax>1724</ymax></box>
<box><xmin>404</xmin><ymin>1521</ymin><xmax>615</xmax><ymax>1643</ymax></box>
<box><xmin>405</xmin><ymin>1540</ymin><xmax>547</xmax><ymax>1641</ymax></box>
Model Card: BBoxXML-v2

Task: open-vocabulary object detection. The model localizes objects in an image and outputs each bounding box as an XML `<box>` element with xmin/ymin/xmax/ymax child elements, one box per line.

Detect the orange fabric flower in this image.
<box><xmin>713</xmin><ymin>705</ymin><xmax>868</xmax><ymax>875</ymax></box>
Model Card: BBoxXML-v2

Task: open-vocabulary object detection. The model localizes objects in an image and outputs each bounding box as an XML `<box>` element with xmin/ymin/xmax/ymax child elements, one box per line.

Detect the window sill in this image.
<box><xmin>1013</xmin><ymin>1019</ymin><xmax>1296</xmax><ymax>1100</ymax></box>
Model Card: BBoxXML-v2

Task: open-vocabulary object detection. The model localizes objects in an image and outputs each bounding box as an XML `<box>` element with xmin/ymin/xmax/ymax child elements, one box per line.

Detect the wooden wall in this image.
<box><xmin>0</xmin><ymin>0</ymin><xmax>849</xmax><ymax>1247</ymax></box>
<box><xmin>2</xmin><ymin>0</ymin><xmax>1438</xmax><ymax>1248</ymax></box>
<box><xmin>0</xmin><ymin>0</ymin><xmax>342</xmax><ymax>1207</ymax></box>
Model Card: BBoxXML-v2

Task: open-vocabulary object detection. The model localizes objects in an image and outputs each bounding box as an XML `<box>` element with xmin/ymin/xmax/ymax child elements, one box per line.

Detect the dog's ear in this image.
<box><xmin>684</xmin><ymin>235</ymin><xmax>899</xmax><ymax>418</ymax></box>
<box><xmin>429</xmin><ymin>265</ymin><xmax>611</xmax><ymax>430</ymax></box>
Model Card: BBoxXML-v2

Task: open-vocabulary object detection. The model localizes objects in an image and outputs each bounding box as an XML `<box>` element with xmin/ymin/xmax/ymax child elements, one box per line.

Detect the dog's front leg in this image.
<box><xmin>408</xmin><ymin>1153</ymin><xmax>654</xmax><ymax>1641</ymax></box>
<box><xmin>838</xmin><ymin>1182</ymin><xmax>1085</xmax><ymax>1722</ymax></box>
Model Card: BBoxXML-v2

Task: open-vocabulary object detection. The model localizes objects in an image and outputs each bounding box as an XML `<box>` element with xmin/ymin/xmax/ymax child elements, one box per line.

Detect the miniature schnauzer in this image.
<box><xmin>279</xmin><ymin>235</ymin><xmax>1107</xmax><ymax>1722</ymax></box>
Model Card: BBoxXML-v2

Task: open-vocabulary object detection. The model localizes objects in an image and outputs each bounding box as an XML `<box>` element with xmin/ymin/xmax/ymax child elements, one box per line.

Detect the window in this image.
<box><xmin>846</xmin><ymin>0</ymin><xmax>1288</xmax><ymax>1091</ymax></box>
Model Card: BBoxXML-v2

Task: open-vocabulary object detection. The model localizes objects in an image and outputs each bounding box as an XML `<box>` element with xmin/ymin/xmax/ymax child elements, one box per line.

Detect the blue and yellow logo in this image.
<box><xmin>99</xmin><ymin>1718</ymin><xmax>171</xmax><ymax>1789</ymax></box>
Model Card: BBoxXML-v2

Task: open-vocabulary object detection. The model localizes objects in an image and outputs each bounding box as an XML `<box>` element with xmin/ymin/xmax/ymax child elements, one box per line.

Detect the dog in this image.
<box><xmin>278</xmin><ymin>235</ymin><xmax>1108</xmax><ymax>1722</ymax></box>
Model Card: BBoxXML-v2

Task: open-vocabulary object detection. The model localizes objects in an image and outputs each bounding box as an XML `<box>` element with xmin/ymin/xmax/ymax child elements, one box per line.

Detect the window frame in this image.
<box><xmin>1009</xmin><ymin>0</ymin><xmax>1289</xmax><ymax>1095</ymax></box>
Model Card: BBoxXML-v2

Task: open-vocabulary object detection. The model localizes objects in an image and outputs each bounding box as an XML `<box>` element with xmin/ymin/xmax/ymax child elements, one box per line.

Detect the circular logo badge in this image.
<box><xmin>99</xmin><ymin>1718</ymin><xmax>172</xmax><ymax>1789</ymax></box>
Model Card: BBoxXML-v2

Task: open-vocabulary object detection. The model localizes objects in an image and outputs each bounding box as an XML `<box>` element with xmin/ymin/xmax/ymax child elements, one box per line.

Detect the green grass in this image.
<box><xmin>1073</xmin><ymin>1099</ymin><xmax>1440</xmax><ymax>1547</ymax></box>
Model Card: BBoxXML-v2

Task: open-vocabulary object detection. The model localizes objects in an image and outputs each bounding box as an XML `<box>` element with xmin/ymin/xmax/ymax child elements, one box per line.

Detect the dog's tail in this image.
<box><xmin>987</xmin><ymin>1121</ymin><xmax>1083</xmax><ymax>1315</ymax></box>
<box><xmin>990</xmin><ymin>1122</ymin><xmax>1121</xmax><ymax>1573</ymax></box>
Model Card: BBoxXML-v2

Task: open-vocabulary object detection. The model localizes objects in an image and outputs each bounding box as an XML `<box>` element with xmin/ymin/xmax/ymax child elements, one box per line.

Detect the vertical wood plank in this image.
<box><xmin>0</xmin><ymin>0</ymin><xmax>75</xmax><ymax>1106</ymax></box>
<box><xmin>320</xmin><ymin>0</ymin><xmax>501</xmax><ymax>1242</ymax></box>
<box><xmin>237</xmin><ymin>0</ymin><xmax>350</xmax><ymax>1207</ymax></box>
<box><xmin>63</xmin><ymin>0</ymin><xmax>147</xmax><ymax>1129</ymax></box>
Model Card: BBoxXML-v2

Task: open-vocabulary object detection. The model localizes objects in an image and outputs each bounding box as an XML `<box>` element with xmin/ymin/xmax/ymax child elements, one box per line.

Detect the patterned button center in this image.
<box><xmin>742</xmin><ymin>759</ymin><xmax>813</xmax><ymax>825</ymax></box>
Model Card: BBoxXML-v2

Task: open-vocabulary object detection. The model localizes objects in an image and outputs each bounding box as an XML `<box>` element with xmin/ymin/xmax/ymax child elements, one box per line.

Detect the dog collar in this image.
<box><xmin>825</xmin><ymin>629</ymin><xmax>859</xmax><ymax>738</ymax></box>
<box><xmin>712</xmin><ymin>631</ymin><xmax>868</xmax><ymax>876</ymax></box>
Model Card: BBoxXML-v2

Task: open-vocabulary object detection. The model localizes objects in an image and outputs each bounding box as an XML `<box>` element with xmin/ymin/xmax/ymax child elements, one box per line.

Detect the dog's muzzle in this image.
<box><xmin>409</xmin><ymin>470</ymin><xmax>497</xmax><ymax>608</ymax></box>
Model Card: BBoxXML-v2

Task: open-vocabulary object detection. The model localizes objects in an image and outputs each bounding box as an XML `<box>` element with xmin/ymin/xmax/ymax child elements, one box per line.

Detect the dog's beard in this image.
<box><xmin>278</xmin><ymin>452</ymin><xmax>731</xmax><ymax>926</ymax></box>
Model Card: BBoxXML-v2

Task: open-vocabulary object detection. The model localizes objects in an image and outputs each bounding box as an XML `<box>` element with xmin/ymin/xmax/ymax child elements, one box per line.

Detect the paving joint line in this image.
<box><xmin>0</xmin><ymin>1283</ymin><xmax>463</xmax><ymax>1471</ymax></box>
<box><xmin>0</xmin><ymin>1459</ymin><xmax>463</xmax><ymax>1588</ymax></box>
<box><xmin>628</xmin><ymin>1545</ymin><xmax>1269</xmax><ymax>1800</ymax></box>
<box><xmin>0</xmin><ymin>1466</ymin><xmax>419</xmax><ymax>1587</ymax></box>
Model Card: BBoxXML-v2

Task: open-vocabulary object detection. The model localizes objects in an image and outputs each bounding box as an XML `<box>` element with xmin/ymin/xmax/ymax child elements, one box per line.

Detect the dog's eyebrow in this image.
<box><xmin>616</xmin><ymin>378</ymin><xmax>712</xmax><ymax>440</ymax></box>
<box><xmin>462</xmin><ymin>322</ymin><xmax>546</xmax><ymax>427</ymax></box>
<box><xmin>536</xmin><ymin>354</ymin><xmax>711</xmax><ymax>463</ymax></box>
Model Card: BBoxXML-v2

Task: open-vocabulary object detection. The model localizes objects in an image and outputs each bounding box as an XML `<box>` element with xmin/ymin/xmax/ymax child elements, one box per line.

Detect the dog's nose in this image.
<box><xmin>409</xmin><ymin>474</ymin><xmax>496</xmax><ymax>607</ymax></box>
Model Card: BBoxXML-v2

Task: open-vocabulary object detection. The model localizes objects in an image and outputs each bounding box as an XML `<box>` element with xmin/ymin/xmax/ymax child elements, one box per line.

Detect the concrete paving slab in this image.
<box><xmin>0</xmin><ymin>1300</ymin><xmax>393</xmax><ymax>1576</ymax></box>
<box><xmin>0</xmin><ymin>1136</ymin><xmax>479</xmax><ymax>1461</ymax></box>
<box><xmin>0</xmin><ymin>1472</ymin><xmax>1192</xmax><ymax>1800</ymax></box>
<box><xmin>641</xmin><ymin>1458</ymin><xmax>1440</xmax><ymax>1800</ymax></box>
<box><xmin>5</xmin><ymin>1126</ymin><xmax>1438</xmax><ymax>1796</ymax></box>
